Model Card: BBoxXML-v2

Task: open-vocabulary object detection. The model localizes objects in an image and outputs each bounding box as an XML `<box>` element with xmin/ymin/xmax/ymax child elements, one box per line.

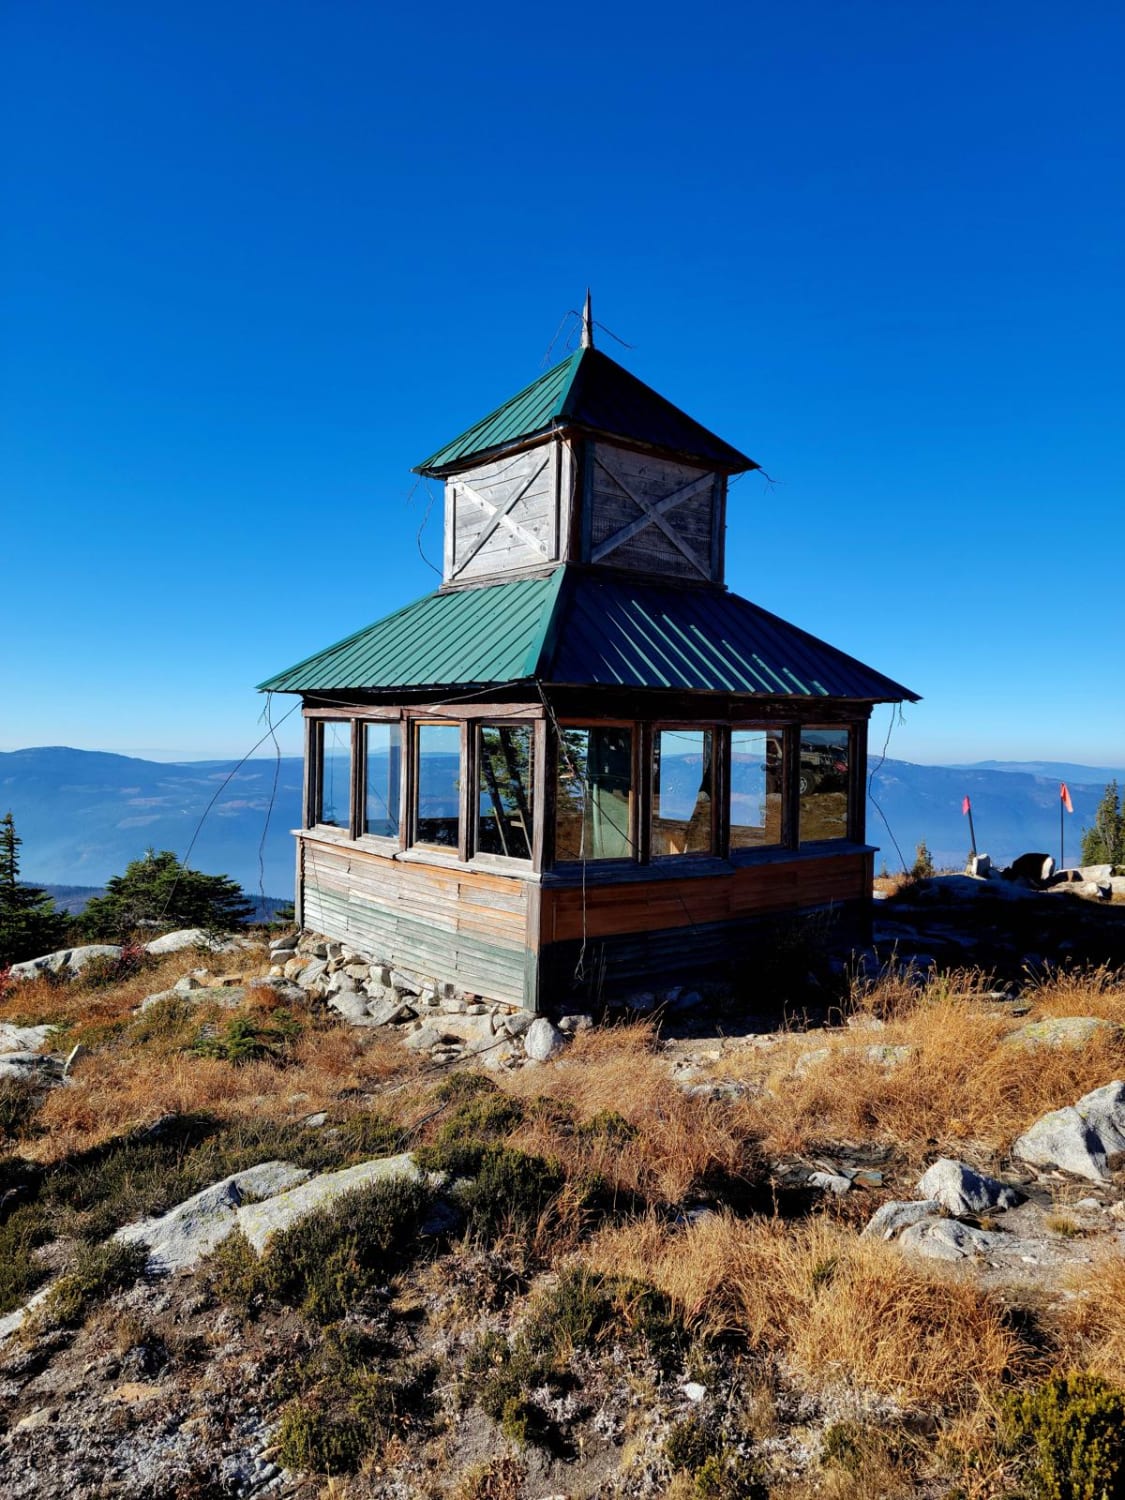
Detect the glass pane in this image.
<box><xmin>555</xmin><ymin>727</ymin><xmax>634</xmax><ymax>861</ymax></box>
<box><xmin>477</xmin><ymin>725</ymin><xmax>534</xmax><ymax>860</ymax></box>
<box><xmin>415</xmin><ymin>723</ymin><xmax>461</xmax><ymax>848</ymax></box>
<box><xmin>318</xmin><ymin>721</ymin><xmax>351</xmax><ymax>828</ymax></box>
<box><xmin>652</xmin><ymin>729</ymin><xmax>713</xmax><ymax>855</ymax></box>
<box><xmin>730</xmin><ymin>729</ymin><xmax>784</xmax><ymax>849</ymax></box>
<box><xmin>798</xmin><ymin>728</ymin><xmax>850</xmax><ymax>842</ymax></box>
<box><xmin>364</xmin><ymin>722</ymin><xmax>401</xmax><ymax>839</ymax></box>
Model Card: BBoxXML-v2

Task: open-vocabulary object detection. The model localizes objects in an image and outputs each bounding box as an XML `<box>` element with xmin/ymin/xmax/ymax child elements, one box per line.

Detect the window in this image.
<box><xmin>414</xmin><ymin>723</ymin><xmax>461</xmax><ymax>849</ymax></box>
<box><xmin>730</xmin><ymin>729</ymin><xmax>784</xmax><ymax>849</ymax></box>
<box><xmin>477</xmin><ymin>724</ymin><xmax>534</xmax><ymax>860</ymax></box>
<box><xmin>315</xmin><ymin>720</ymin><xmax>352</xmax><ymax>828</ymax></box>
<box><xmin>555</xmin><ymin>726</ymin><xmax>634</xmax><ymax>861</ymax></box>
<box><xmin>798</xmin><ymin>728</ymin><xmax>851</xmax><ymax>842</ymax></box>
<box><xmin>363</xmin><ymin>722</ymin><xmax>401</xmax><ymax>839</ymax></box>
<box><xmin>652</xmin><ymin>729</ymin><xmax>713</xmax><ymax>855</ymax></box>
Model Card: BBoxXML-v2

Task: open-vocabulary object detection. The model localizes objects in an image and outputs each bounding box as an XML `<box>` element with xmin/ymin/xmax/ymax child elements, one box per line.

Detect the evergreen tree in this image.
<box><xmin>79</xmin><ymin>849</ymin><xmax>254</xmax><ymax>940</ymax></box>
<box><xmin>1080</xmin><ymin>781</ymin><xmax>1125</xmax><ymax>868</ymax></box>
<box><xmin>0</xmin><ymin>812</ymin><xmax>69</xmax><ymax>967</ymax></box>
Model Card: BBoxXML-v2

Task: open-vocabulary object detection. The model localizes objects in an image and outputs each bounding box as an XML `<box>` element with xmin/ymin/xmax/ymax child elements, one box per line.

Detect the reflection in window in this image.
<box><xmin>364</xmin><ymin>722</ymin><xmax>401</xmax><ymax>839</ymax></box>
<box><xmin>652</xmin><ymin>729</ymin><xmax>713</xmax><ymax>855</ymax></box>
<box><xmin>555</xmin><ymin>727</ymin><xmax>634</xmax><ymax>861</ymax></box>
<box><xmin>798</xmin><ymin>728</ymin><xmax>850</xmax><ymax>842</ymax></box>
<box><xmin>477</xmin><ymin>725</ymin><xmax>534</xmax><ymax>859</ymax></box>
<box><xmin>317</xmin><ymin>721</ymin><xmax>351</xmax><ymax>828</ymax></box>
<box><xmin>415</xmin><ymin>723</ymin><xmax>461</xmax><ymax>848</ymax></box>
<box><xmin>730</xmin><ymin>729</ymin><xmax>784</xmax><ymax>848</ymax></box>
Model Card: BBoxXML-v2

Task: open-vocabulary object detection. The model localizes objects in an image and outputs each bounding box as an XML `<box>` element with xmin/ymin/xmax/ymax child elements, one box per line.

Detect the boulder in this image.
<box><xmin>1013</xmin><ymin>1080</ymin><xmax>1125</xmax><ymax>1182</ymax></box>
<box><xmin>862</xmin><ymin>1200</ymin><xmax>944</xmax><ymax>1240</ymax></box>
<box><xmin>967</xmin><ymin>853</ymin><xmax>992</xmax><ymax>879</ymax></box>
<box><xmin>295</xmin><ymin>958</ymin><xmax>328</xmax><ymax>990</ymax></box>
<box><xmin>1080</xmin><ymin>865</ymin><xmax>1114</xmax><ymax>883</ymax></box>
<box><xmin>328</xmin><ymin>990</ymin><xmax>375</xmax><ymax>1024</ymax></box>
<box><xmin>114</xmin><ymin>1161</ymin><xmax>309</xmax><ymax>1272</ymax></box>
<box><xmin>898</xmin><ymin>1218</ymin><xmax>1002</xmax><ymax>1261</ymax></box>
<box><xmin>0</xmin><ymin>1023</ymin><xmax>53</xmax><ymax>1054</ymax></box>
<box><xmin>1007</xmin><ymin>1017</ymin><xmax>1121</xmax><ymax>1051</ymax></box>
<box><xmin>9</xmin><ymin>944</ymin><xmax>122</xmax><ymax>981</ymax></box>
<box><xmin>366</xmin><ymin>997</ymin><xmax>416</xmax><ymax>1027</ymax></box>
<box><xmin>524</xmin><ymin>1018</ymin><xmax>565</xmax><ymax>1062</ymax></box>
<box><xmin>144</xmin><ymin>929</ymin><xmax>213</xmax><ymax>956</ymax></box>
<box><xmin>1005</xmin><ymin>853</ymin><xmax>1055</xmax><ymax>885</ymax></box>
<box><xmin>808</xmin><ymin>1171</ymin><xmax>851</xmax><ymax>1195</ymax></box>
<box><xmin>915</xmin><ymin>1158</ymin><xmax>1023</xmax><ymax>1215</ymax></box>
<box><xmin>0</xmin><ymin>1052</ymin><xmax>55</xmax><ymax>1080</ymax></box>
<box><xmin>502</xmin><ymin>1011</ymin><xmax>535</xmax><ymax>1038</ymax></box>
<box><xmin>236</xmin><ymin>1153</ymin><xmax>425</xmax><ymax>1255</ymax></box>
<box><xmin>557</xmin><ymin>1013</ymin><xmax>594</xmax><ymax>1034</ymax></box>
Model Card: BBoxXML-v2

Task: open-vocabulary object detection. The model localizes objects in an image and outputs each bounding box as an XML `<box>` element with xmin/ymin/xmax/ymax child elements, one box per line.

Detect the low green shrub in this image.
<box><xmin>0</xmin><ymin>1203</ymin><xmax>52</xmax><ymax>1314</ymax></box>
<box><xmin>0</xmin><ymin>1077</ymin><xmax>43</xmax><ymax>1142</ymax></box>
<box><xmin>576</xmin><ymin>1109</ymin><xmax>638</xmax><ymax>1143</ymax></box>
<box><xmin>36</xmin><ymin>1239</ymin><xmax>148</xmax><ymax>1330</ymax></box>
<box><xmin>276</xmin><ymin>1325</ymin><xmax>434</xmax><ymax>1473</ymax></box>
<box><xmin>455</xmin><ymin>1147</ymin><xmax>563</xmax><ymax>1243</ymax></box>
<box><xmin>1003</xmin><ymin>1372</ymin><xmax>1125</xmax><ymax>1500</ymax></box>
<box><xmin>192</xmin><ymin>1009</ymin><xmax>303</xmax><ymax>1065</ymax></box>
<box><xmin>80</xmin><ymin>943</ymin><xmax>153</xmax><ymax>989</ymax></box>
<box><xmin>262</xmin><ymin>1174</ymin><xmax>433</xmax><ymax>1323</ymax></box>
<box><xmin>665</xmin><ymin>1416</ymin><xmax>765</xmax><ymax>1499</ymax></box>
<box><xmin>415</xmin><ymin>1093</ymin><xmax>525</xmax><ymax>1179</ymax></box>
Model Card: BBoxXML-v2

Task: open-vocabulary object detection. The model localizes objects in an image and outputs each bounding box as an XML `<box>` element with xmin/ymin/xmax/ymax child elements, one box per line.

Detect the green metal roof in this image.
<box><xmin>258</xmin><ymin>568</ymin><xmax>918</xmax><ymax>703</ymax></box>
<box><xmin>257</xmin><ymin>572</ymin><xmax>563</xmax><ymax>693</ymax></box>
<box><xmin>415</xmin><ymin>347</ymin><xmax>757</xmax><ymax>477</ymax></box>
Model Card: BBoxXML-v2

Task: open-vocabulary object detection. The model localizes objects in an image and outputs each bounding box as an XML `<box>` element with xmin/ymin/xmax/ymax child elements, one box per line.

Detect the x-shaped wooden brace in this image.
<box><xmin>454</xmin><ymin>454</ymin><xmax>551</xmax><ymax>572</ymax></box>
<box><xmin>590</xmin><ymin>457</ymin><xmax>714</xmax><ymax>578</ymax></box>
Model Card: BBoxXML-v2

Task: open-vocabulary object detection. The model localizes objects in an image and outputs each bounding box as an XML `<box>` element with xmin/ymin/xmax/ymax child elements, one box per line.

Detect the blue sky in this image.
<box><xmin>2</xmin><ymin>1</ymin><xmax>1122</xmax><ymax>767</ymax></box>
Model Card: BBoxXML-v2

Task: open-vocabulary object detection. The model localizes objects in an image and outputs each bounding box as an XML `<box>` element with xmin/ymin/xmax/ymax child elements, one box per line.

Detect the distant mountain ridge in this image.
<box><xmin>950</xmin><ymin>759</ymin><xmax>1125</xmax><ymax>784</ymax></box>
<box><xmin>0</xmin><ymin>745</ymin><xmax>1116</xmax><ymax>895</ymax></box>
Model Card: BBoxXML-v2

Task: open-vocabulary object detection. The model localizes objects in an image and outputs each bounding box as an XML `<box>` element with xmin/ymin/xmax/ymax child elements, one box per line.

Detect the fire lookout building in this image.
<box><xmin>260</xmin><ymin>313</ymin><xmax>918</xmax><ymax>1012</ymax></box>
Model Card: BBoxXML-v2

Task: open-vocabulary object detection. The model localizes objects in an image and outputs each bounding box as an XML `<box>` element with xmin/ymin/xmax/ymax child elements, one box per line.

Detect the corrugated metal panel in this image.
<box><xmin>257</xmin><ymin>572</ymin><xmax>562</xmax><ymax>692</ymax></box>
<box><xmin>415</xmin><ymin>348</ymin><xmax>757</xmax><ymax>477</ymax></box>
<box><xmin>414</xmin><ymin>354</ymin><xmax>581</xmax><ymax>476</ymax></box>
<box><xmin>258</xmin><ymin>567</ymin><xmax>918</xmax><ymax>703</ymax></box>
<box><xmin>546</xmin><ymin>574</ymin><xmax>919</xmax><ymax>702</ymax></box>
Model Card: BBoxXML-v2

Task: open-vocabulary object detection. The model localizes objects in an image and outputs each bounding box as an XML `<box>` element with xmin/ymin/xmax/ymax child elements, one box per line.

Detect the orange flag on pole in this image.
<box><xmin>1061</xmin><ymin>783</ymin><xmax>1074</xmax><ymax>814</ymax></box>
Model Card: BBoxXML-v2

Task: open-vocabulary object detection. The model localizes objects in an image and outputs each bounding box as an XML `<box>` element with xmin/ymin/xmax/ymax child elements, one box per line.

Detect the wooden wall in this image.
<box><xmin>300</xmin><ymin>833</ymin><xmax>532</xmax><ymax>1008</ymax></box>
<box><xmin>585</xmin><ymin>442</ymin><xmax>723</xmax><ymax>582</ymax></box>
<box><xmin>444</xmin><ymin>443</ymin><xmax>564</xmax><ymax>585</ymax></box>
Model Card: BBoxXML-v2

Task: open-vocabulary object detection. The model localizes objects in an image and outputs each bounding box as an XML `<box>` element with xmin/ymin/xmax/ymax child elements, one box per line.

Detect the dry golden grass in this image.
<box><xmin>1025</xmin><ymin>963</ymin><xmax>1125</xmax><ymax>1022</ymax></box>
<box><xmin>0</xmin><ymin>944</ymin><xmax>269</xmax><ymax>1035</ymax></box>
<box><xmin>1058</xmin><ymin>1249</ymin><xmax>1125</xmax><ymax>1385</ymax></box>
<box><xmin>722</xmin><ymin>966</ymin><xmax>1125</xmax><ymax>1161</ymax></box>
<box><xmin>500</xmin><ymin>1021</ymin><xmax>758</xmax><ymax>1204</ymax></box>
<box><xmin>585</xmin><ymin>1212</ymin><xmax>1034</xmax><ymax>1411</ymax></box>
<box><xmin>27</xmin><ymin>1011</ymin><xmax>422</xmax><ymax>1163</ymax></box>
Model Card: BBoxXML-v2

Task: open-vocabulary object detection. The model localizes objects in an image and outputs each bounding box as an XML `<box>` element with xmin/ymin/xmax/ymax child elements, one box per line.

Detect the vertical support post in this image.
<box><xmin>458</xmin><ymin>719</ymin><xmax>474</xmax><ymax>865</ymax></box>
<box><xmin>531</xmin><ymin>714</ymin><xmax>550</xmax><ymax>873</ymax></box>
<box><xmin>848</xmin><ymin>719</ymin><xmax>868</xmax><ymax>844</ymax></box>
<box><xmin>350</xmin><ymin>719</ymin><xmax>363</xmax><ymax>842</ymax></box>
<box><xmin>636</xmin><ymin>721</ymin><xmax>653</xmax><ymax>865</ymax></box>
<box><xmin>714</xmin><ymin>725</ymin><xmax>731</xmax><ymax>858</ymax></box>
<box><xmin>781</xmin><ymin>723</ymin><xmax>799</xmax><ymax>848</ymax></box>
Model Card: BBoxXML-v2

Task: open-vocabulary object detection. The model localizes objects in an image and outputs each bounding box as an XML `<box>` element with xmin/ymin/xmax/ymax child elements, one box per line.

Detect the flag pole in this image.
<box><xmin>1060</xmin><ymin>793</ymin><xmax>1065</xmax><ymax>871</ymax></box>
<box><xmin>967</xmin><ymin>804</ymin><xmax>977</xmax><ymax>858</ymax></box>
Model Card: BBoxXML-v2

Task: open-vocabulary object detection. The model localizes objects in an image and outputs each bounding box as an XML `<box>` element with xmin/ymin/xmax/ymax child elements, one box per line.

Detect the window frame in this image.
<box><xmin>409</xmin><ymin>718</ymin><xmax>467</xmax><ymax>857</ymax></box>
<box><xmin>306</xmin><ymin>716</ymin><xmax>356</xmax><ymax>834</ymax></box>
<box><xmin>553</xmin><ymin>718</ymin><xmax>640</xmax><ymax>867</ymax></box>
<box><xmin>473</xmin><ymin>719</ymin><xmax>537</xmax><ymax>869</ymax></box>
<box><xmin>796</xmin><ymin>723</ymin><xmax>858</xmax><ymax>847</ymax></box>
<box><xmin>649</xmin><ymin>722</ymin><xmax>720</xmax><ymax>861</ymax></box>
<box><xmin>356</xmin><ymin>717</ymin><xmax>405</xmax><ymax>850</ymax></box>
<box><xmin>726</xmin><ymin>722</ymin><xmax>792</xmax><ymax>858</ymax></box>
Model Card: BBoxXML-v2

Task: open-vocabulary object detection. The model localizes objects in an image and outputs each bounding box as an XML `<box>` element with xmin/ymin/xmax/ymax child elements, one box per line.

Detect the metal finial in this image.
<box><xmin>580</xmin><ymin>289</ymin><xmax>594</xmax><ymax>349</ymax></box>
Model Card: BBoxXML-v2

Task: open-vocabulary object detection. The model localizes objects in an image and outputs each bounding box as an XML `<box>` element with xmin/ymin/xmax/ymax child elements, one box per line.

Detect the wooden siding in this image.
<box><xmin>445</xmin><ymin>444</ymin><xmax>560</xmax><ymax>584</ymax></box>
<box><xmin>585</xmin><ymin>442</ymin><xmax>722</xmax><ymax>581</ymax></box>
<box><xmin>540</xmin><ymin>850</ymin><xmax>872</xmax><ymax>944</ymax></box>
<box><xmin>300</xmin><ymin>835</ymin><xmax>532</xmax><ymax>1007</ymax></box>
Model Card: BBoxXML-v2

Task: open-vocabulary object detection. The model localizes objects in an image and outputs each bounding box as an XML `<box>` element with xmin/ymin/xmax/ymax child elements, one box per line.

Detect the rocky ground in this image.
<box><xmin>2</xmin><ymin>874</ymin><xmax>1125</xmax><ymax>1497</ymax></box>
